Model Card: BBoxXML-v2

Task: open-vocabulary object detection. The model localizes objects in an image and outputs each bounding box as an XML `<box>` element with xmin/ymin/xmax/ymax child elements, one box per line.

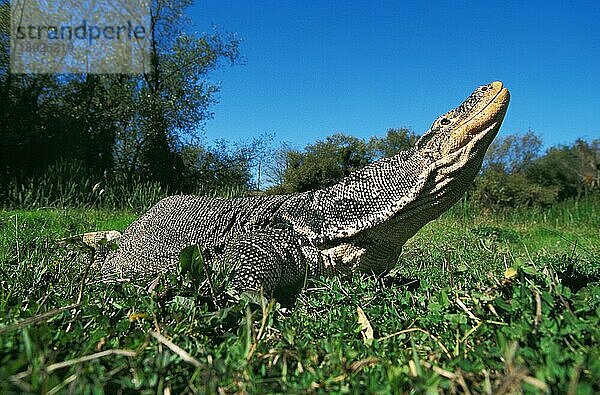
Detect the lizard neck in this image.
<box><xmin>313</xmin><ymin>148</ymin><xmax>432</xmax><ymax>242</ymax></box>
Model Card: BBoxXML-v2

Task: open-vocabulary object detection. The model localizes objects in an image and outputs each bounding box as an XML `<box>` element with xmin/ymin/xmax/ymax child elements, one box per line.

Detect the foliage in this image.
<box><xmin>483</xmin><ymin>130</ymin><xmax>543</xmax><ymax>173</ymax></box>
<box><xmin>0</xmin><ymin>199</ymin><xmax>598</xmax><ymax>393</ymax></box>
<box><xmin>263</xmin><ymin>143</ymin><xmax>294</xmax><ymax>190</ymax></box>
<box><xmin>270</xmin><ymin>128</ymin><xmax>419</xmax><ymax>193</ymax></box>
<box><xmin>526</xmin><ymin>139</ymin><xmax>600</xmax><ymax>200</ymax></box>
<box><xmin>278</xmin><ymin>134</ymin><xmax>372</xmax><ymax>192</ymax></box>
<box><xmin>368</xmin><ymin>127</ymin><xmax>420</xmax><ymax>159</ymax></box>
<box><xmin>472</xmin><ymin>169</ymin><xmax>560</xmax><ymax>208</ymax></box>
<box><xmin>0</xmin><ymin>0</ymin><xmax>243</xmax><ymax>199</ymax></box>
<box><xmin>131</xmin><ymin>12</ymin><xmax>241</xmax><ymax>185</ymax></box>
<box><xmin>476</xmin><ymin>132</ymin><xmax>599</xmax><ymax>208</ymax></box>
<box><xmin>178</xmin><ymin>134</ymin><xmax>274</xmax><ymax>193</ymax></box>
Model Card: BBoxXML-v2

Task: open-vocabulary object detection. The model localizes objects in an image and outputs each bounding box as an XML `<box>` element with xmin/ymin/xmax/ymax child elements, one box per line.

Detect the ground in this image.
<box><xmin>0</xmin><ymin>198</ymin><xmax>598</xmax><ymax>393</ymax></box>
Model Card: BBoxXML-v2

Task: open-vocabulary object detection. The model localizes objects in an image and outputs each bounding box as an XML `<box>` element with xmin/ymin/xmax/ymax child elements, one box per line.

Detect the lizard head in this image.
<box><xmin>416</xmin><ymin>81</ymin><xmax>510</xmax><ymax>160</ymax></box>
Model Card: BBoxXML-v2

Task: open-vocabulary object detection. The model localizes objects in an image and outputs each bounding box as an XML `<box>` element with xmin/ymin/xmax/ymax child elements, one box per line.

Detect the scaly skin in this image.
<box><xmin>96</xmin><ymin>81</ymin><xmax>510</xmax><ymax>301</ymax></box>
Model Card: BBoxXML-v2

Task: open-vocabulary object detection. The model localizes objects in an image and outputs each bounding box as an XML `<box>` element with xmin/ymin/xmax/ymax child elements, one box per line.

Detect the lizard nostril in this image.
<box><xmin>441</xmin><ymin>118</ymin><xmax>451</xmax><ymax>125</ymax></box>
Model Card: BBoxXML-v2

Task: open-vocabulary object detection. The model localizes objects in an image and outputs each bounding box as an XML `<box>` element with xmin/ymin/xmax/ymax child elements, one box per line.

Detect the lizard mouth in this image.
<box><xmin>458</xmin><ymin>82</ymin><xmax>509</xmax><ymax>128</ymax></box>
<box><xmin>443</xmin><ymin>82</ymin><xmax>510</xmax><ymax>155</ymax></box>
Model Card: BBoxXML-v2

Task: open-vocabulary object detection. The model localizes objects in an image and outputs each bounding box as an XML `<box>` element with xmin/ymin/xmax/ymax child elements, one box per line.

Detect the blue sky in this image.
<box><xmin>190</xmin><ymin>1</ymin><xmax>599</xmax><ymax>150</ymax></box>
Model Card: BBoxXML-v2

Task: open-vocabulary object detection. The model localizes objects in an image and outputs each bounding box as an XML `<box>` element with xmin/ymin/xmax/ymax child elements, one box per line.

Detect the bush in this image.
<box><xmin>525</xmin><ymin>139</ymin><xmax>600</xmax><ymax>200</ymax></box>
<box><xmin>472</xmin><ymin>169</ymin><xmax>560</xmax><ymax>208</ymax></box>
<box><xmin>473</xmin><ymin>133</ymin><xmax>599</xmax><ymax>208</ymax></box>
<box><xmin>278</xmin><ymin>134</ymin><xmax>372</xmax><ymax>192</ymax></box>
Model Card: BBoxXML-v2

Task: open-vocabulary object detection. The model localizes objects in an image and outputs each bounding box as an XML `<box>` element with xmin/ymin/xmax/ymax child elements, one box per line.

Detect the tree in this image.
<box><xmin>279</xmin><ymin>133</ymin><xmax>372</xmax><ymax>192</ymax></box>
<box><xmin>473</xmin><ymin>132</ymin><xmax>599</xmax><ymax>207</ymax></box>
<box><xmin>180</xmin><ymin>144</ymin><xmax>251</xmax><ymax>192</ymax></box>
<box><xmin>270</xmin><ymin>129</ymin><xmax>421</xmax><ymax>193</ymax></box>
<box><xmin>1</xmin><ymin>2</ymin><xmax>126</xmax><ymax>179</ymax></box>
<box><xmin>472</xmin><ymin>169</ymin><xmax>559</xmax><ymax>208</ymax></box>
<box><xmin>264</xmin><ymin>143</ymin><xmax>295</xmax><ymax>191</ymax></box>
<box><xmin>526</xmin><ymin>139</ymin><xmax>600</xmax><ymax>199</ymax></box>
<box><xmin>0</xmin><ymin>0</ymin><xmax>243</xmax><ymax>197</ymax></box>
<box><xmin>114</xmin><ymin>0</ymin><xmax>241</xmax><ymax>186</ymax></box>
<box><xmin>483</xmin><ymin>130</ymin><xmax>543</xmax><ymax>172</ymax></box>
<box><xmin>368</xmin><ymin>128</ymin><xmax>419</xmax><ymax>158</ymax></box>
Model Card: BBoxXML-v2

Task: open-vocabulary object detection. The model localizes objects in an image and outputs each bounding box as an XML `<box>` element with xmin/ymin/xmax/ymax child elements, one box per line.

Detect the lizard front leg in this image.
<box><xmin>217</xmin><ymin>229</ymin><xmax>317</xmax><ymax>303</ymax></box>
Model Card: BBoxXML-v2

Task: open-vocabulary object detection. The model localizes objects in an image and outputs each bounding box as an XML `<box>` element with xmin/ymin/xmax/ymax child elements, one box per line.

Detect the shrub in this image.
<box><xmin>472</xmin><ymin>169</ymin><xmax>560</xmax><ymax>208</ymax></box>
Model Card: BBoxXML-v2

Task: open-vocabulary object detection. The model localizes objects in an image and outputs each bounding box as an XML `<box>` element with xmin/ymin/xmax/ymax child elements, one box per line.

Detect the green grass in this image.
<box><xmin>0</xmin><ymin>199</ymin><xmax>598</xmax><ymax>393</ymax></box>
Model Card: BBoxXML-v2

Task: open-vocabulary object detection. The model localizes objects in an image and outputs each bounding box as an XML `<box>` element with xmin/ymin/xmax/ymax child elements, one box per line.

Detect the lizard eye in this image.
<box><xmin>441</xmin><ymin>118</ymin><xmax>451</xmax><ymax>125</ymax></box>
<box><xmin>481</xmin><ymin>86</ymin><xmax>488</xmax><ymax>92</ymax></box>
